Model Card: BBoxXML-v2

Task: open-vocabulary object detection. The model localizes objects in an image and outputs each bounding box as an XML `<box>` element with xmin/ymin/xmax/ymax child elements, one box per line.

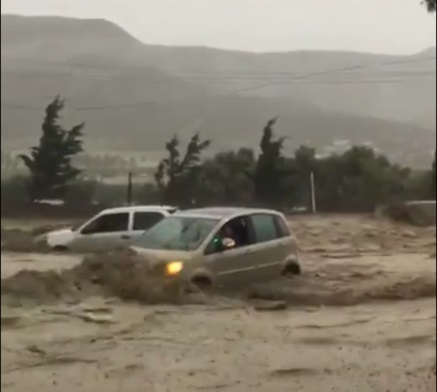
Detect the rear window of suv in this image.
<box><xmin>133</xmin><ymin>212</ymin><xmax>165</xmax><ymax>231</ymax></box>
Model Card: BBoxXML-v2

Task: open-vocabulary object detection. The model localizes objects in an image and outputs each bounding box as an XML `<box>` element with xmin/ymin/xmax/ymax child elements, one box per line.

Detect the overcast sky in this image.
<box><xmin>2</xmin><ymin>0</ymin><xmax>436</xmax><ymax>54</ymax></box>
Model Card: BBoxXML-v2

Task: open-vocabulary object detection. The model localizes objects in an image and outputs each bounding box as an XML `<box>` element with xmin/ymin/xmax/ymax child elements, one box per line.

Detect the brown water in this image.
<box><xmin>1</xmin><ymin>215</ymin><xmax>436</xmax><ymax>392</ymax></box>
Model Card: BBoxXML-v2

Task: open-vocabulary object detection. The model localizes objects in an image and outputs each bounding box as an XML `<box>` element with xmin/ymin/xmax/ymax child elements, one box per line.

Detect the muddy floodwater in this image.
<box><xmin>1</xmin><ymin>215</ymin><xmax>436</xmax><ymax>392</ymax></box>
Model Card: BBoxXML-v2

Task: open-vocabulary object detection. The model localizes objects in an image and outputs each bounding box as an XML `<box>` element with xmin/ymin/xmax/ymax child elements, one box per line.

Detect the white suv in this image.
<box><xmin>42</xmin><ymin>205</ymin><xmax>177</xmax><ymax>252</ymax></box>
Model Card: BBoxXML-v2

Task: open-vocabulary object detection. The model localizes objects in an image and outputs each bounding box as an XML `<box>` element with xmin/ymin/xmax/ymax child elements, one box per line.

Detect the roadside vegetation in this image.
<box><xmin>1</xmin><ymin>97</ymin><xmax>436</xmax><ymax>218</ymax></box>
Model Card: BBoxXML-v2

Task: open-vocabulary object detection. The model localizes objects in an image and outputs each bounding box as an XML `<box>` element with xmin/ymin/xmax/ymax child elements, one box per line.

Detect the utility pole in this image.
<box><xmin>310</xmin><ymin>171</ymin><xmax>317</xmax><ymax>214</ymax></box>
<box><xmin>127</xmin><ymin>171</ymin><xmax>133</xmax><ymax>206</ymax></box>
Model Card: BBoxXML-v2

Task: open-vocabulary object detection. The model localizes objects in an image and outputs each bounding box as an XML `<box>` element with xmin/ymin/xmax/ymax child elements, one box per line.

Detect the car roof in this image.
<box><xmin>174</xmin><ymin>207</ymin><xmax>282</xmax><ymax>220</ymax></box>
<box><xmin>101</xmin><ymin>205</ymin><xmax>177</xmax><ymax>214</ymax></box>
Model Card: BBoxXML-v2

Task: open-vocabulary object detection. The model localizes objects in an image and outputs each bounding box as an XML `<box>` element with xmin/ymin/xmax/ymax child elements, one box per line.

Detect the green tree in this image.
<box><xmin>423</xmin><ymin>0</ymin><xmax>436</xmax><ymax>12</ymax></box>
<box><xmin>200</xmin><ymin>148</ymin><xmax>256</xmax><ymax>205</ymax></box>
<box><xmin>253</xmin><ymin>117</ymin><xmax>288</xmax><ymax>206</ymax></box>
<box><xmin>19</xmin><ymin>96</ymin><xmax>84</xmax><ymax>201</ymax></box>
<box><xmin>314</xmin><ymin>147</ymin><xmax>410</xmax><ymax>212</ymax></box>
<box><xmin>282</xmin><ymin>146</ymin><xmax>318</xmax><ymax>208</ymax></box>
<box><xmin>155</xmin><ymin>133</ymin><xmax>210</xmax><ymax>206</ymax></box>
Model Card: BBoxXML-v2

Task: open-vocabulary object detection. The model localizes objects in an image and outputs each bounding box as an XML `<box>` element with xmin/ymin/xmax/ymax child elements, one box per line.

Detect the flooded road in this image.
<box><xmin>2</xmin><ymin>297</ymin><xmax>435</xmax><ymax>392</ymax></box>
<box><xmin>1</xmin><ymin>215</ymin><xmax>436</xmax><ymax>392</ymax></box>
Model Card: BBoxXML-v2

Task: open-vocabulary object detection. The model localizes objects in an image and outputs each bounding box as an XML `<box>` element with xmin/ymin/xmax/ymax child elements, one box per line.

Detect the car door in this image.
<box><xmin>130</xmin><ymin>211</ymin><xmax>167</xmax><ymax>241</ymax></box>
<box><xmin>204</xmin><ymin>216</ymin><xmax>257</xmax><ymax>288</ymax></box>
<box><xmin>274</xmin><ymin>214</ymin><xmax>299</xmax><ymax>264</ymax></box>
<box><xmin>70</xmin><ymin>212</ymin><xmax>130</xmax><ymax>252</ymax></box>
<box><xmin>247</xmin><ymin>213</ymin><xmax>289</xmax><ymax>282</ymax></box>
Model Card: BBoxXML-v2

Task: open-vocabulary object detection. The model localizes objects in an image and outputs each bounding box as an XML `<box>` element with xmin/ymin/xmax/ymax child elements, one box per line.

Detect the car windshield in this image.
<box><xmin>72</xmin><ymin>219</ymin><xmax>89</xmax><ymax>232</ymax></box>
<box><xmin>134</xmin><ymin>216</ymin><xmax>219</xmax><ymax>251</ymax></box>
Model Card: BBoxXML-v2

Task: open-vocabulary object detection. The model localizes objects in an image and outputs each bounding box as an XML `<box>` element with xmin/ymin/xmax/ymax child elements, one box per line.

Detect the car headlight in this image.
<box><xmin>165</xmin><ymin>261</ymin><xmax>184</xmax><ymax>276</ymax></box>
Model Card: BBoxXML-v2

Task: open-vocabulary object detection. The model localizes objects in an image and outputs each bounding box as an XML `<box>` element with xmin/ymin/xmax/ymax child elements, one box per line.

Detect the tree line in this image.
<box><xmin>2</xmin><ymin>146</ymin><xmax>155</xmax><ymax>179</ymax></box>
<box><xmin>424</xmin><ymin>0</ymin><xmax>436</xmax><ymax>12</ymax></box>
<box><xmin>153</xmin><ymin>117</ymin><xmax>435</xmax><ymax>212</ymax></box>
<box><xmin>3</xmin><ymin>97</ymin><xmax>435</xmax><ymax>214</ymax></box>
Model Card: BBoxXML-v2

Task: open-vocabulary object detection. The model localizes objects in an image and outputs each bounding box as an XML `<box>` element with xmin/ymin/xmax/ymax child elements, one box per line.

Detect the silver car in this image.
<box><xmin>132</xmin><ymin>207</ymin><xmax>302</xmax><ymax>289</ymax></box>
<box><xmin>42</xmin><ymin>205</ymin><xmax>177</xmax><ymax>252</ymax></box>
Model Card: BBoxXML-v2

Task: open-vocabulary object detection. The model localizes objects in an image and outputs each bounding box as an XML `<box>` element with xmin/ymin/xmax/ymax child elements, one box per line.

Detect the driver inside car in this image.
<box><xmin>218</xmin><ymin>220</ymin><xmax>250</xmax><ymax>248</ymax></box>
<box><xmin>220</xmin><ymin>224</ymin><xmax>236</xmax><ymax>240</ymax></box>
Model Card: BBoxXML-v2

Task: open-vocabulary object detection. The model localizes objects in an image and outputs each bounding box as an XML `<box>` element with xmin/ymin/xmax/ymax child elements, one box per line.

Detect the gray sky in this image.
<box><xmin>2</xmin><ymin>0</ymin><xmax>436</xmax><ymax>54</ymax></box>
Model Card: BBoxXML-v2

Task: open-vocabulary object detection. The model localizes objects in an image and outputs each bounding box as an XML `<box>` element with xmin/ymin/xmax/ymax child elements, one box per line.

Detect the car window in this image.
<box><xmin>134</xmin><ymin>216</ymin><xmax>219</xmax><ymax>251</ymax></box>
<box><xmin>133</xmin><ymin>212</ymin><xmax>164</xmax><ymax>231</ymax></box>
<box><xmin>205</xmin><ymin>216</ymin><xmax>252</xmax><ymax>255</ymax></box>
<box><xmin>81</xmin><ymin>213</ymin><xmax>129</xmax><ymax>234</ymax></box>
<box><xmin>251</xmin><ymin>214</ymin><xmax>279</xmax><ymax>243</ymax></box>
<box><xmin>275</xmin><ymin>215</ymin><xmax>291</xmax><ymax>237</ymax></box>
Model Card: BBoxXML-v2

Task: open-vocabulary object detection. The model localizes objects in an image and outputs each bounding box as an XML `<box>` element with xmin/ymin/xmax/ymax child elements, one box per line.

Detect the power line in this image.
<box><xmin>1</xmin><ymin>56</ymin><xmax>435</xmax><ymax>112</ymax></box>
<box><xmin>232</xmin><ymin>56</ymin><xmax>437</xmax><ymax>94</ymax></box>
<box><xmin>163</xmin><ymin>55</ymin><xmax>437</xmax><ymax>77</ymax></box>
<box><xmin>3</xmin><ymin>77</ymin><xmax>435</xmax><ymax>112</ymax></box>
<box><xmin>1</xmin><ymin>54</ymin><xmax>434</xmax><ymax>75</ymax></box>
<box><xmin>1</xmin><ymin>69</ymin><xmax>435</xmax><ymax>83</ymax></box>
<box><xmin>2</xmin><ymin>74</ymin><xmax>435</xmax><ymax>112</ymax></box>
<box><xmin>1</xmin><ymin>100</ymin><xmax>157</xmax><ymax>111</ymax></box>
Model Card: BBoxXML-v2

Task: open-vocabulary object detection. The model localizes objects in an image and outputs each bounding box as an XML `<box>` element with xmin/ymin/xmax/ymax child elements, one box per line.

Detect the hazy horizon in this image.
<box><xmin>1</xmin><ymin>0</ymin><xmax>436</xmax><ymax>55</ymax></box>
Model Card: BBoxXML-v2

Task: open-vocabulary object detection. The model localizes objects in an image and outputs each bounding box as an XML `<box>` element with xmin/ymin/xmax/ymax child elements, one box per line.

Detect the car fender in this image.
<box><xmin>283</xmin><ymin>254</ymin><xmax>299</xmax><ymax>266</ymax></box>
<box><xmin>189</xmin><ymin>267</ymin><xmax>215</xmax><ymax>286</ymax></box>
<box><xmin>282</xmin><ymin>253</ymin><xmax>302</xmax><ymax>276</ymax></box>
<box><xmin>46</xmin><ymin>228</ymin><xmax>76</xmax><ymax>249</ymax></box>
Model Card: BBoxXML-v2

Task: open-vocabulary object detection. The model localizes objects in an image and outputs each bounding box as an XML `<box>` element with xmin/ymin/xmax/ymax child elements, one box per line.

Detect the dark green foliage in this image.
<box><xmin>63</xmin><ymin>180</ymin><xmax>97</xmax><ymax>206</ymax></box>
<box><xmin>155</xmin><ymin>134</ymin><xmax>210</xmax><ymax>207</ymax></box>
<box><xmin>423</xmin><ymin>0</ymin><xmax>436</xmax><ymax>12</ymax></box>
<box><xmin>153</xmin><ymin>119</ymin><xmax>432</xmax><ymax>212</ymax></box>
<box><xmin>5</xmin><ymin>109</ymin><xmax>435</xmax><ymax>213</ymax></box>
<box><xmin>200</xmin><ymin>148</ymin><xmax>256</xmax><ymax>205</ymax></box>
<box><xmin>282</xmin><ymin>146</ymin><xmax>318</xmax><ymax>207</ymax></box>
<box><xmin>253</xmin><ymin>117</ymin><xmax>288</xmax><ymax>206</ymax></box>
<box><xmin>312</xmin><ymin>147</ymin><xmax>411</xmax><ymax>212</ymax></box>
<box><xmin>18</xmin><ymin>96</ymin><xmax>84</xmax><ymax>201</ymax></box>
<box><xmin>1</xmin><ymin>176</ymin><xmax>28</xmax><ymax>207</ymax></box>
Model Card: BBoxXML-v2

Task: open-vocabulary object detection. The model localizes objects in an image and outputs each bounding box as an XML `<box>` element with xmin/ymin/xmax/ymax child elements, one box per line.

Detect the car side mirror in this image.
<box><xmin>222</xmin><ymin>237</ymin><xmax>236</xmax><ymax>249</ymax></box>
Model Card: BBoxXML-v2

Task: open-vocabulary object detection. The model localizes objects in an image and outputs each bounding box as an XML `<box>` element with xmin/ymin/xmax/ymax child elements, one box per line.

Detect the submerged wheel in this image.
<box><xmin>52</xmin><ymin>245</ymin><xmax>68</xmax><ymax>252</ymax></box>
<box><xmin>191</xmin><ymin>276</ymin><xmax>213</xmax><ymax>293</ymax></box>
<box><xmin>282</xmin><ymin>262</ymin><xmax>302</xmax><ymax>277</ymax></box>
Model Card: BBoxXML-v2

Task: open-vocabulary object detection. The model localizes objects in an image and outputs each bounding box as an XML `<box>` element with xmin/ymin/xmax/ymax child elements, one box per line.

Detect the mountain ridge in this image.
<box><xmin>2</xmin><ymin>14</ymin><xmax>434</xmax><ymax>56</ymax></box>
<box><xmin>1</xmin><ymin>14</ymin><xmax>435</xmax><ymax>168</ymax></box>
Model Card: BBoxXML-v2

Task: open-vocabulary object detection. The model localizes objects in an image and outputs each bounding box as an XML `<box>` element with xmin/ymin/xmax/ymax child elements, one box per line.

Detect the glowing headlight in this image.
<box><xmin>165</xmin><ymin>261</ymin><xmax>184</xmax><ymax>276</ymax></box>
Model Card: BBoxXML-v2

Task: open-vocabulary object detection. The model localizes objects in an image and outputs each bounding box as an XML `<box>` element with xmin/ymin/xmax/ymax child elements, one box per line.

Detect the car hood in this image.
<box><xmin>46</xmin><ymin>228</ymin><xmax>76</xmax><ymax>246</ymax></box>
<box><xmin>130</xmin><ymin>246</ymin><xmax>194</xmax><ymax>263</ymax></box>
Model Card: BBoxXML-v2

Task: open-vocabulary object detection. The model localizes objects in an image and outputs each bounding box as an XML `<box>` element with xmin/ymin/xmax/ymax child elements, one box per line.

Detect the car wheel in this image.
<box><xmin>191</xmin><ymin>276</ymin><xmax>213</xmax><ymax>293</ymax></box>
<box><xmin>52</xmin><ymin>245</ymin><xmax>68</xmax><ymax>252</ymax></box>
<box><xmin>282</xmin><ymin>261</ymin><xmax>302</xmax><ymax>278</ymax></box>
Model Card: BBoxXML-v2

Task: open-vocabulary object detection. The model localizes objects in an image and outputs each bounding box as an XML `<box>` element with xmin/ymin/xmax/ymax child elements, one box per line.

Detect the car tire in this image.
<box><xmin>191</xmin><ymin>276</ymin><xmax>213</xmax><ymax>293</ymax></box>
<box><xmin>282</xmin><ymin>261</ymin><xmax>302</xmax><ymax>278</ymax></box>
<box><xmin>52</xmin><ymin>245</ymin><xmax>68</xmax><ymax>252</ymax></box>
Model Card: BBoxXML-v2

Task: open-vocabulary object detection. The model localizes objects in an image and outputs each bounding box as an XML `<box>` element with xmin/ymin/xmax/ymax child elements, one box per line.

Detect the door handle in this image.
<box><xmin>121</xmin><ymin>235</ymin><xmax>131</xmax><ymax>240</ymax></box>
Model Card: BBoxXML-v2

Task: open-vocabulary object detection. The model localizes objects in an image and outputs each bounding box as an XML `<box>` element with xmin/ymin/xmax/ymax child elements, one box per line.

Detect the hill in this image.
<box><xmin>1</xmin><ymin>14</ymin><xmax>435</xmax><ymax>168</ymax></box>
